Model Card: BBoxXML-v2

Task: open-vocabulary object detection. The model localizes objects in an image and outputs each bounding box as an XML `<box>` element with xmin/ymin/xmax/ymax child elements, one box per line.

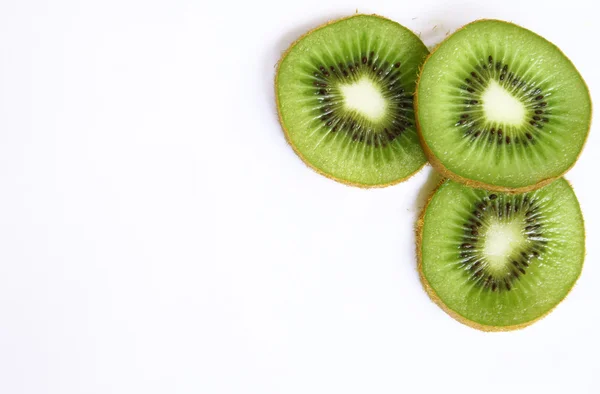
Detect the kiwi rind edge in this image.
<box><xmin>416</xmin><ymin>177</ymin><xmax>586</xmax><ymax>332</ymax></box>
<box><xmin>414</xmin><ymin>19</ymin><xmax>593</xmax><ymax>194</ymax></box>
<box><xmin>275</xmin><ymin>13</ymin><xmax>427</xmax><ymax>188</ymax></box>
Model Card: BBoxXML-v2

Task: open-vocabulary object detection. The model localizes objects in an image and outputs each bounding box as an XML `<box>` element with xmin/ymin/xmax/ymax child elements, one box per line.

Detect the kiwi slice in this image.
<box><xmin>276</xmin><ymin>15</ymin><xmax>429</xmax><ymax>187</ymax></box>
<box><xmin>416</xmin><ymin>20</ymin><xmax>591</xmax><ymax>192</ymax></box>
<box><xmin>417</xmin><ymin>178</ymin><xmax>584</xmax><ymax>331</ymax></box>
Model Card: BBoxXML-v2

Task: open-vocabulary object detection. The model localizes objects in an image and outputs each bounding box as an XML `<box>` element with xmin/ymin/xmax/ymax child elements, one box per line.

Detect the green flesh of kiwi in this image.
<box><xmin>276</xmin><ymin>15</ymin><xmax>429</xmax><ymax>187</ymax></box>
<box><xmin>418</xmin><ymin>178</ymin><xmax>585</xmax><ymax>330</ymax></box>
<box><xmin>417</xmin><ymin>20</ymin><xmax>591</xmax><ymax>191</ymax></box>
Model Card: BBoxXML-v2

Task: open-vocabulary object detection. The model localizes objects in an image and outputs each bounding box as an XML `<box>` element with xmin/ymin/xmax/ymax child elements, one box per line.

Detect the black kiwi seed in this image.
<box><xmin>471</xmin><ymin>218</ymin><xmax>482</xmax><ymax>227</ymax></box>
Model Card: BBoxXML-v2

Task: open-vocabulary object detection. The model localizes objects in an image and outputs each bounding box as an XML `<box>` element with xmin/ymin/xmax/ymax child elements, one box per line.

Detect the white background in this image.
<box><xmin>0</xmin><ymin>0</ymin><xmax>598</xmax><ymax>393</ymax></box>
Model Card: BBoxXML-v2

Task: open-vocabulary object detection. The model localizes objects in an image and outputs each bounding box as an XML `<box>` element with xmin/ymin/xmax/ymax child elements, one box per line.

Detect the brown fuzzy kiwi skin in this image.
<box><xmin>416</xmin><ymin>178</ymin><xmax>586</xmax><ymax>332</ymax></box>
<box><xmin>414</xmin><ymin>19</ymin><xmax>593</xmax><ymax>194</ymax></box>
<box><xmin>275</xmin><ymin>14</ymin><xmax>427</xmax><ymax>189</ymax></box>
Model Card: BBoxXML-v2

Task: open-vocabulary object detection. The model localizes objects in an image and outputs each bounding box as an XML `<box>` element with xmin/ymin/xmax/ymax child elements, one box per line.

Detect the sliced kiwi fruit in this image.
<box><xmin>416</xmin><ymin>20</ymin><xmax>592</xmax><ymax>192</ymax></box>
<box><xmin>275</xmin><ymin>15</ymin><xmax>429</xmax><ymax>187</ymax></box>
<box><xmin>417</xmin><ymin>178</ymin><xmax>584</xmax><ymax>331</ymax></box>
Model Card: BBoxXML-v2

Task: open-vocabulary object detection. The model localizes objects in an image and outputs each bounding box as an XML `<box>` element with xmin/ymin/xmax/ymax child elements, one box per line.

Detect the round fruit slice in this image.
<box><xmin>417</xmin><ymin>178</ymin><xmax>585</xmax><ymax>331</ymax></box>
<box><xmin>416</xmin><ymin>20</ymin><xmax>591</xmax><ymax>192</ymax></box>
<box><xmin>276</xmin><ymin>14</ymin><xmax>429</xmax><ymax>187</ymax></box>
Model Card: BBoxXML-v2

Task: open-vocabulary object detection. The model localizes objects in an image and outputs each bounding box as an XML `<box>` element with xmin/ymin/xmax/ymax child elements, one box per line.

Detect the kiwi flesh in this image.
<box><xmin>276</xmin><ymin>15</ymin><xmax>429</xmax><ymax>187</ymax></box>
<box><xmin>417</xmin><ymin>178</ymin><xmax>584</xmax><ymax>331</ymax></box>
<box><xmin>416</xmin><ymin>20</ymin><xmax>591</xmax><ymax>192</ymax></box>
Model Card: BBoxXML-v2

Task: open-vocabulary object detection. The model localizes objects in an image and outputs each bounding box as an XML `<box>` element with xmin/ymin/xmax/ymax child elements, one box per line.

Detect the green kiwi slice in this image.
<box><xmin>416</xmin><ymin>20</ymin><xmax>591</xmax><ymax>192</ymax></box>
<box><xmin>276</xmin><ymin>15</ymin><xmax>429</xmax><ymax>187</ymax></box>
<box><xmin>418</xmin><ymin>178</ymin><xmax>585</xmax><ymax>331</ymax></box>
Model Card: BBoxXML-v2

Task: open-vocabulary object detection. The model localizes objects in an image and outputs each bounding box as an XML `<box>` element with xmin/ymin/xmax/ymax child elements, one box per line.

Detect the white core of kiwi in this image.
<box><xmin>482</xmin><ymin>219</ymin><xmax>528</xmax><ymax>272</ymax></box>
<box><xmin>481</xmin><ymin>80</ymin><xmax>526</xmax><ymax>126</ymax></box>
<box><xmin>340</xmin><ymin>78</ymin><xmax>387</xmax><ymax>120</ymax></box>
